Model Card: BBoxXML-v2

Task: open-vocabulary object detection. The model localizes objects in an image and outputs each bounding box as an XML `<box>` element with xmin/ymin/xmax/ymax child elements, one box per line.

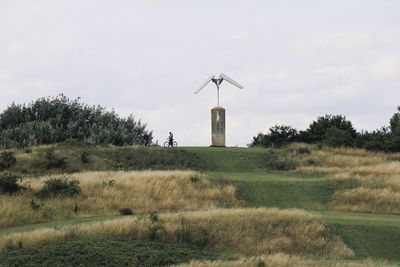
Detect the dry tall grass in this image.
<box><xmin>0</xmin><ymin>171</ymin><xmax>238</xmax><ymax>228</ymax></box>
<box><xmin>330</xmin><ymin>187</ymin><xmax>400</xmax><ymax>214</ymax></box>
<box><xmin>289</xmin><ymin>144</ymin><xmax>400</xmax><ymax>214</ymax></box>
<box><xmin>173</xmin><ymin>254</ymin><xmax>395</xmax><ymax>267</ymax></box>
<box><xmin>0</xmin><ymin>208</ymin><xmax>353</xmax><ymax>258</ymax></box>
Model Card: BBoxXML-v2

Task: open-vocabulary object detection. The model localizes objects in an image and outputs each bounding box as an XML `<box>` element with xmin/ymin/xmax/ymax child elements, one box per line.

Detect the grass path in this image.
<box><xmin>182</xmin><ymin>147</ymin><xmax>400</xmax><ymax>261</ymax></box>
<box><xmin>1</xmin><ymin>147</ymin><xmax>399</xmax><ymax>263</ymax></box>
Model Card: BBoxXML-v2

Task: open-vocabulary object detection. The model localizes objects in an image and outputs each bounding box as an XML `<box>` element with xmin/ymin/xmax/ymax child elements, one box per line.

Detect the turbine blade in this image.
<box><xmin>194</xmin><ymin>74</ymin><xmax>215</xmax><ymax>94</ymax></box>
<box><xmin>219</xmin><ymin>73</ymin><xmax>244</xmax><ymax>89</ymax></box>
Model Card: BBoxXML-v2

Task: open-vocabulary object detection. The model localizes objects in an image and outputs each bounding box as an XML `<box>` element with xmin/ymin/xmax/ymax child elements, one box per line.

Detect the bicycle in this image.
<box><xmin>164</xmin><ymin>138</ymin><xmax>177</xmax><ymax>148</ymax></box>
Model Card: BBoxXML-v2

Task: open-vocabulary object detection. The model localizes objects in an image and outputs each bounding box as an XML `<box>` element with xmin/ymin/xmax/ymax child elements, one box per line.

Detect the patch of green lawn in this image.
<box><xmin>0</xmin><ymin>238</ymin><xmax>220</xmax><ymax>267</ymax></box>
<box><xmin>333</xmin><ymin>224</ymin><xmax>400</xmax><ymax>262</ymax></box>
<box><xmin>183</xmin><ymin>147</ymin><xmax>267</xmax><ymax>172</ymax></box>
<box><xmin>211</xmin><ymin>171</ymin><xmax>329</xmax><ymax>210</ymax></box>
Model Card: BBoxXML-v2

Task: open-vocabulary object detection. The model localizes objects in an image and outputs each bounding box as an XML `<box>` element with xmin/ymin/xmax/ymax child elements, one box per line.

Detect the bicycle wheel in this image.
<box><xmin>163</xmin><ymin>141</ymin><xmax>169</xmax><ymax>147</ymax></box>
<box><xmin>172</xmin><ymin>141</ymin><xmax>178</xmax><ymax>148</ymax></box>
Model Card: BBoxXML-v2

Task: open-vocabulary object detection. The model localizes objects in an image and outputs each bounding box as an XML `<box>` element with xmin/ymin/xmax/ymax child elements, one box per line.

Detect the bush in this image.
<box><xmin>262</xmin><ymin>150</ymin><xmax>297</xmax><ymax>171</ymax></box>
<box><xmin>40</xmin><ymin>148</ymin><xmax>67</xmax><ymax>170</ymax></box>
<box><xmin>80</xmin><ymin>151</ymin><xmax>90</xmax><ymax>164</ymax></box>
<box><xmin>119</xmin><ymin>208</ymin><xmax>133</xmax><ymax>216</ymax></box>
<box><xmin>323</xmin><ymin>126</ymin><xmax>354</xmax><ymax>147</ymax></box>
<box><xmin>30</xmin><ymin>199</ymin><xmax>40</xmax><ymax>210</ymax></box>
<box><xmin>189</xmin><ymin>174</ymin><xmax>200</xmax><ymax>183</ymax></box>
<box><xmin>36</xmin><ymin>177</ymin><xmax>80</xmax><ymax>198</ymax></box>
<box><xmin>0</xmin><ymin>172</ymin><xmax>22</xmax><ymax>194</ymax></box>
<box><xmin>305</xmin><ymin>114</ymin><xmax>357</xmax><ymax>143</ymax></box>
<box><xmin>296</xmin><ymin>146</ymin><xmax>311</xmax><ymax>155</ymax></box>
<box><xmin>250</xmin><ymin>125</ymin><xmax>299</xmax><ymax>148</ymax></box>
<box><xmin>0</xmin><ymin>151</ymin><xmax>16</xmax><ymax>170</ymax></box>
<box><xmin>0</xmin><ymin>94</ymin><xmax>153</xmax><ymax>148</ymax></box>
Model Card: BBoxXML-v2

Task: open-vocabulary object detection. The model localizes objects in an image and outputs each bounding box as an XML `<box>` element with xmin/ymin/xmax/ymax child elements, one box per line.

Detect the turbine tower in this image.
<box><xmin>194</xmin><ymin>73</ymin><xmax>244</xmax><ymax>147</ymax></box>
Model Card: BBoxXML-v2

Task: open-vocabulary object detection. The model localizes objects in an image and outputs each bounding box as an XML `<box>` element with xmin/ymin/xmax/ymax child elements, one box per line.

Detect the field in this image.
<box><xmin>0</xmin><ymin>144</ymin><xmax>399</xmax><ymax>266</ymax></box>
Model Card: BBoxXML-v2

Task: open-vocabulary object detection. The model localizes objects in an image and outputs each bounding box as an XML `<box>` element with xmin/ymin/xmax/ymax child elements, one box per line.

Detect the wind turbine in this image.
<box><xmin>194</xmin><ymin>73</ymin><xmax>244</xmax><ymax>107</ymax></box>
<box><xmin>194</xmin><ymin>73</ymin><xmax>244</xmax><ymax>147</ymax></box>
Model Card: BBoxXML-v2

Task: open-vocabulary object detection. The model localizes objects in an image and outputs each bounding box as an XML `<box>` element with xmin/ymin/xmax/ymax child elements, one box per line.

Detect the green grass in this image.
<box><xmin>210</xmin><ymin>171</ymin><xmax>329</xmax><ymax>210</ymax></box>
<box><xmin>333</xmin><ymin>224</ymin><xmax>400</xmax><ymax>261</ymax></box>
<box><xmin>184</xmin><ymin>147</ymin><xmax>267</xmax><ymax>172</ymax></box>
<box><xmin>2</xmin><ymin>145</ymin><xmax>206</xmax><ymax>176</ymax></box>
<box><xmin>1</xmin><ymin>145</ymin><xmax>400</xmax><ymax>264</ymax></box>
<box><xmin>0</xmin><ymin>238</ymin><xmax>220</xmax><ymax>267</ymax></box>
<box><xmin>318</xmin><ymin>211</ymin><xmax>400</xmax><ymax>262</ymax></box>
<box><xmin>182</xmin><ymin>147</ymin><xmax>400</xmax><ymax>262</ymax></box>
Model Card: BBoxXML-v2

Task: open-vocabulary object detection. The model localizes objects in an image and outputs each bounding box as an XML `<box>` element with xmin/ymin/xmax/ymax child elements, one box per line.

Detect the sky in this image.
<box><xmin>1</xmin><ymin>1</ymin><xmax>400</xmax><ymax>146</ymax></box>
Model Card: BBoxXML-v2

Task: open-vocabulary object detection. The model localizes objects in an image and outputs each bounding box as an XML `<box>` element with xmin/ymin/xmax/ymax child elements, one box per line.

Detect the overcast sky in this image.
<box><xmin>1</xmin><ymin>1</ymin><xmax>400</xmax><ymax>146</ymax></box>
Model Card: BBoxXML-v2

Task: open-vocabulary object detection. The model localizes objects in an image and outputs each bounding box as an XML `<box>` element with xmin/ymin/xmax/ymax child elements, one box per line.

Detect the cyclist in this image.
<box><xmin>168</xmin><ymin>132</ymin><xmax>174</xmax><ymax>147</ymax></box>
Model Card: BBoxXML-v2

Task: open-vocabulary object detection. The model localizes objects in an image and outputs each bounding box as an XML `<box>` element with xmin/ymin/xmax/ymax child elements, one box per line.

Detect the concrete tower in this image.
<box><xmin>194</xmin><ymin>73</ymin><xmax>244</xmax><ymax>147</ymax></box>
<box><xmin>211</xmin><ymin>107</ymin><xmax>225</xmax><ymax>146</ymax></box>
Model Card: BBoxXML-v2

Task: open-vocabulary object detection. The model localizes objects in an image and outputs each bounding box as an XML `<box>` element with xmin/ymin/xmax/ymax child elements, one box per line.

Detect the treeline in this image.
<box><xmin>250</xmin><ymin>107</ymin><xmax>400</xmax><ymax>152</ymax></box>
<box><xmin>0</xmin><ymin>95</ymin><xmax>152</xmax><ymax>148</ymax></box>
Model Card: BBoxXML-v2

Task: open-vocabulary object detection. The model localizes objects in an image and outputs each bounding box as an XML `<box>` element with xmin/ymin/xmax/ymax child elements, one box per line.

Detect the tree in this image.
<box><xmin>305</xmin><ymin>115</ymin><xmax>357</xmax><ymax>146</ymax></box>
<box><xmin>323</xmin><ymin>126</ymin><xmax>354</xmax><ymax>147</ymax></box>
<box><xmin>0</xmin><ymin>95</ymin><xmax>153</xmax><ymax>148</ymax></box>
<box><xmin>250</xmin><ymin>125</ymin><xmax>298</xmax><ymax>147</ymax></box>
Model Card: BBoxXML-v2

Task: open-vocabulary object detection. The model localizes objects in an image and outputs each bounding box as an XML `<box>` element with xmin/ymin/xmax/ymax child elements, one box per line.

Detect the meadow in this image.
<box><xmin>0</xmin><ymin>171</ymin><xmax>237</xmax><ymax>228</ymax></box>
<box><xmin>0</xmin><ymin>144</ymin><xmax>399</xmax><ymax>266</ymax></box>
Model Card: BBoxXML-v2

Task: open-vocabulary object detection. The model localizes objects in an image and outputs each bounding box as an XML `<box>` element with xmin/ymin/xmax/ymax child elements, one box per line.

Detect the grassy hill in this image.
<box><xmin>186</xmin><ymin>146</ymin><xmax>400</xmax><ymax>262</ymax></box>
<box><xmin>0</xmin><ymin>144</ymin><xmax>399</xmax><ymax>266</ymax></box>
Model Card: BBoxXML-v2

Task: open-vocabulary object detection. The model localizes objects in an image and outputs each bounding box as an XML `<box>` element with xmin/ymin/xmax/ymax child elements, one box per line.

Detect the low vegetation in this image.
<box><xmin>245</xmin><ymin>143</ymin><xmax>400</xmax><ymax>214</ymax></box>
<box><xmin>1</xmin><ymin>145</ymin><xmax>205</xmax><ymax>176</ymax></box>
<box><xmin>0</xmin><ymin>172</ymin><xmax>23</xmax><ymax>194</ymax></box>
<box><xmin>0</xmin><ymin>238</ymin><xmax>219</xmax><ymax>267</ymax></box>
<box><xmin>174</xmin><ymin>254</ymin><xmax>396</xmax><ymax>267</ymax></box>
<box><xmin>0</xmin><ymin>171</ymin><xmax>237</xmax><ymax>227</ymax></box>
<box><xmin>0</xmin><ymin>95</ymin><xmax>152</xmax><ymax>148</ymax></box>
<box><xmin>281</xmin><ymin>144</ymin><xmax>400</xmax><ymax>214</ymax></box>
<box><xmin>251</xmin><ymin>108</ymin><xmax>400</xmax><ymax>152</ymax></box>
<box><xmin>0</xmin><ymin>208</ymin><xmax>353</xmax><ymax>258</ymax></box>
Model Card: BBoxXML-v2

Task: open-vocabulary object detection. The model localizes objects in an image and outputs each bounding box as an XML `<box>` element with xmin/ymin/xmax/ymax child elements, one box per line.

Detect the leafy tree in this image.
<box><xmin>0</xmin><ymin>95</ymin><xmax>152</xmax><ymax>148</ymax></box>
<box><xmin>305</xmin><ymin>115</ymin><xmax>357</xmax><ymax>145</ymax></box>
<box><xmin>323</xmin><ymin>126</ymin><xmax>354</xmax><ymax>147</ymax></box>
<box><xmin>250</xmin><ymin>125</ymin><xmax>298</xmax><ymax>147</ymax></box>
<box><xmin>389</xmin><ymin>106</ymin><xmax>400</xmax><ymax>134</ymax></box>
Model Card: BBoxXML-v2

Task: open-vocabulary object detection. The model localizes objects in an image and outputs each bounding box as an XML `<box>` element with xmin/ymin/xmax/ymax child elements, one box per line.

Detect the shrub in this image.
<box><xmin>0</xmin><ymin>151</ymin><xmax>16</xmax><ymax>170</ymax></box>
<box><xmin>189</xmin><ymin>174</ymin><xmax>200</xmax><ymax>183</ymax></box>
<box><xmin>147</xmin><ymin>211</ymin><xmax>166</xmax><ymax>241</ymax></box>
<box><xmin>262</xmin><ymin>150</ymin><xmax>297</xmax><ymax>171</ymax></box>
<box><xmin>296</xmin><ymin>146</ymin><xmax>311</xmax><ymax>155</ymax></box>
<box><xmin>250</xmin><ymin>125</ymin><xmax>299</xmax><ymax>148</ymax></box>
<box><xmin>80</xmin><ymin>151</ymin><xmax>90</xmax><ymax>164</ymax></box>
<box><xmin>305</xmin><ymin>114</ymin><xmax>357</xmax><ymax>143</ymax></box>
<box><xmin>0</xmin><ymin>95</ymin><xmax>153</xmax><ymax>148</ymax></box>
<box><xmin>39</xmin><ymin>148</ymin><xmax>67</xmax><ymax>170</ymax></box>
<box><xmin>102</xmin><ymin>179</ymin><xmax>115</xmax><ymax>187</ymax></box>
<box><xmin>119</xmin><ymin>208</ymin><xmax>133</xmax><ymax>216</ymax></box>
<box><xmin>74</xmin><ymin>202</ymin><xmax>80</xmax><ymax>213</ymax></box>
<box><xmin>30</xmin><ymin>199</ymin><xmax>40</xmax><ymax>210</ymax></box>
<box><xmin>323</xmin><ymin>126</ymin><xmax>354</xmax><ymax>147</ymax></box>
<box><xmin>0</xmin><ymin>172</ymin><xmax>22</xmax><ymax>194</ymax></box>
<box><xmin>36</xmin><ymin>177</ymin><xmax>80</xmax><ymax>198</ymax></box>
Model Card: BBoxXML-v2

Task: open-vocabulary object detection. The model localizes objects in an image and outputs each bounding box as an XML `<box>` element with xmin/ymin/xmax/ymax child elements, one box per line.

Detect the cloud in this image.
<box><xmin>0</xmin><ymin>1</ymin><xmax>400</xmax><ymax>146</ymax></box>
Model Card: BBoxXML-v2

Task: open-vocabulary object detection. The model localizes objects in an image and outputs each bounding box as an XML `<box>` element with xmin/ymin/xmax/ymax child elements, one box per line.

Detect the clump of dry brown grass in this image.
<box><xmin>0</xmin><ymin>208</ymin><xmax>353</xmax><ymax>258</ymax></box>
<box><xmin>330</xmin><ymin>188</ymin><xmax>400</xmax><ymax>214</ymax></box>
<box><xmin>173</xmin><ymin>253</ymin><xmax>395</xmax><ymax>267</ymax></box>
<box><xmin>0</xmin><ymin>171</ymin><xmax>238</xmax><ymax>228</ymax></box>
<box><xmin>286</xmin><ymin>144</ymin><xmax>400</xmax><ymax>214</ymax></box>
